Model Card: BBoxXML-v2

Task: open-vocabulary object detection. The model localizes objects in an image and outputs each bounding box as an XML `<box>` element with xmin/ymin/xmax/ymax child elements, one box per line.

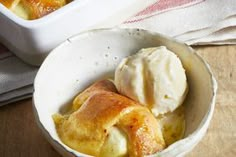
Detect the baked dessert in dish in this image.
<box><xmin>32</xmin><ymin>28</ymin><xmax>217</xmax><ymax>157</ymax></box>
<box><xmin>0</xmin><ymin>0</ymin><xmax>71</xmax><ymax>19</ymax></box>
<box><xmin>53</xmin><ymin>80</ymin><xmax>166</xmax><ymax>157</ymax></box>
<box><xmin>53</xmin><ymin>46</ymin><xmax>187</xmax><ymax>157</ymax></box>
<box><xmin>0</xmin><ymin>0</ymin><xmax>20</xmax><ymax>9</ymax></box>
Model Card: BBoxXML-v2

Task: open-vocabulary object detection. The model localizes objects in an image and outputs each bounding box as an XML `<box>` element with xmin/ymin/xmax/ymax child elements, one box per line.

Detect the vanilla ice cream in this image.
<box><xmin>115</xmin><ymin>46</ymin><xmax>188</xmax><ymax>116</ymax></box>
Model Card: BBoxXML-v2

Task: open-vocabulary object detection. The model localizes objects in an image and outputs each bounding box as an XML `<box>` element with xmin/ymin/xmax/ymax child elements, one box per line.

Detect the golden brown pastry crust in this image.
<box><xmin>0</xmin><ymin>0</ymin><xmax>70</xmax><ymax>19</ymax></box>
<box><xmin>20</xmin><ymin>0</ymin><xmax>68</xmax><ymax>19</ymax></box>
<box><xmin>72</xmin><ymin>79</ymin><xmax>118</xmax><ymax>111</ymax></box>
<box><xmin>55</xmin><ymin>80</ymin><xmax>166</xmax><ymax>157</ymax></box>
<box><xmin>0</xmin><ymin>0</ymin><xmax>19</xmax><ymax>8</ymax></box>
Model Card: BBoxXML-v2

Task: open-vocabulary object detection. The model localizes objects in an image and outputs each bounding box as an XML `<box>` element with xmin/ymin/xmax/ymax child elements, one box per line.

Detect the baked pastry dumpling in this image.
<box><xmin>53</xmin><ymin>80</ymin><xmax>166</xmax><ymax>157</ymax></box>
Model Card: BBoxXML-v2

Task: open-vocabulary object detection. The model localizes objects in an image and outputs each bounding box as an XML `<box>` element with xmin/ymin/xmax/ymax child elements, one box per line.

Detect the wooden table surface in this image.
<box><xmin>0</xmin><ymin>45</ymin><xmax>235</xmax><ymax>157</ymax></box>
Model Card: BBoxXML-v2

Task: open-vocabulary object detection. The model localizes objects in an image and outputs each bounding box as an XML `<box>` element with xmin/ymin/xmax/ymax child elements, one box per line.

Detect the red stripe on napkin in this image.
<box><xmin>125</xmin><ymin>0</ymin><xmax>204</xmax><ymax>23</ymax></box>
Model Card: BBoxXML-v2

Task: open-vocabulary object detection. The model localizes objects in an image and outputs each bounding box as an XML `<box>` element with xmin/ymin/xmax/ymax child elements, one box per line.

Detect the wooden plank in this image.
<box><xmin>0</xmin><ymin>99</ymin><xmax>61</xmax><ymax>157</ymax></box>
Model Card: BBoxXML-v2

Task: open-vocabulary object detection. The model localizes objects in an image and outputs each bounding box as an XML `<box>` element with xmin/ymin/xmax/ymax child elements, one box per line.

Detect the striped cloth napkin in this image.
<box><xmin>122</xmin><ymin>0</ymin><xmax>236</xmax><ymax>45</ymax></box>
<box><xmin>0</xmin><ymin>0</ymin><xmax>236</xmax><ymax>105</ymax></box>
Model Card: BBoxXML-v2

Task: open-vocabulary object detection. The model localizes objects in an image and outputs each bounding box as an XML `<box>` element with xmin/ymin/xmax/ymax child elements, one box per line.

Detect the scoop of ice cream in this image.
<box><xmin>115</xmin><ymin>46</ymin><xmax>188</xmax><ymax>116</ymax></box>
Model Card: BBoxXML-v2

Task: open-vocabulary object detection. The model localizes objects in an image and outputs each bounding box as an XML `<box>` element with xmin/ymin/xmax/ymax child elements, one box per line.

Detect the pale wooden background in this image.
<box><xmin>0</xmin><ymin>45</ymin><xmax>235</xmax><ymax>157</ymax></box>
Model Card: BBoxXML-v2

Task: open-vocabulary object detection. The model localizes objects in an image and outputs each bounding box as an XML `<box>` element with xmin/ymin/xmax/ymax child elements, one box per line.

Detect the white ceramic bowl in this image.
<box><xmin>0</xmin><ymin>0</ymin><xmax>156</xmax><ymax>66</ymax></box>
<box><xmin>33</xmin><ymin>28</ymin><xmax>217</xmax><ymax>157</ymax></box>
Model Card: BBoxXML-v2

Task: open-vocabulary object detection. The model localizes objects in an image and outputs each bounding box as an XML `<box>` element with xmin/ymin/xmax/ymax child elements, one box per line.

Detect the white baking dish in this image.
<box><xmin>0</xmin><ymin>0</ymin><xmax>156</xmax><ymax>65</ymax></box>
